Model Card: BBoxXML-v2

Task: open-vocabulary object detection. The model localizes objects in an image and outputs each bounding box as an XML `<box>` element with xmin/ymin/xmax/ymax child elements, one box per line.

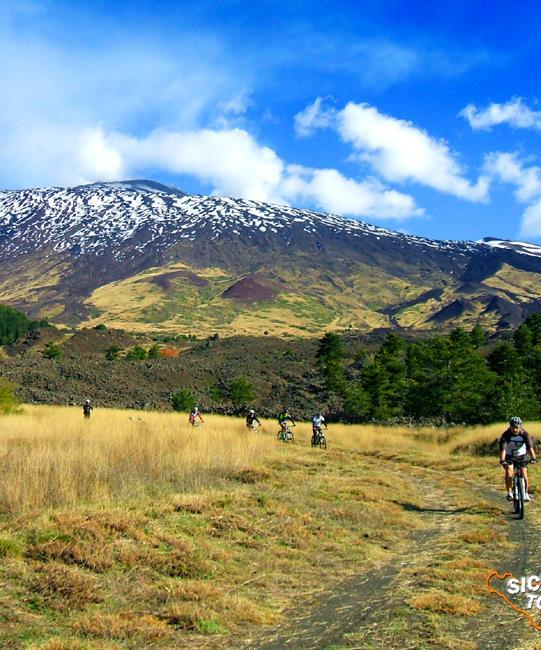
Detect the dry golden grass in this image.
<box><xmin>409</xmin><ymin>590</ymin><xmax>482</xmax><ymax>616</ymax></box>
<box><xmin>0</xmin><ymin>406</ymin><xmax>534</xmax><ymax>648</ymax></box>
<box><xmin>0</xmin><ymin>406</ymin><xmax>529</xmax><ymax>514</ymax></box>
<box><xmin>0</xmin><ymin>406</ymin><xmax>278</xmax><ymax>513</ymax></box>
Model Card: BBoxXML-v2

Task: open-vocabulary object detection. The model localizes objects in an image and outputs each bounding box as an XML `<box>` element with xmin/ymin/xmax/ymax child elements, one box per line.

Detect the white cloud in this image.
<box><xmin>112</xmin><ymin>128</ymin><xmax>285</xmax><ymax>203</ymax></box>
<box><xmin>296</xmin><ymin>99</ymin><xmax>489</xmax><ymax>202</ymax></box>
<box><xmin>484</xmin><ymin>152</ymin><xmax>541</xmax><ymax>237</ymax></box>
<box><xmin>484</xmin><ymin>152</ymin><xmax>541</xmax><ymax>202</ymax></box>
<box><xmin>294</xmin><ymin>97</ymin><xmax>336</xmax><ymax>137</ymax></box>
<box><xmin>521</xmin><ymin>199</ymin><xmax>541</xmax><ymax>237</ymax></box>
<box><xmin>281</xmin><ymin>167</ymin><xmax>423</xmax><ymax>219</ymax></box>
<box><xmin>460</xmin><ymin>97</ymin><xmax>541</xmax><ymax>131</ymax></box>
<box><xmin>83</xmin><ymin>127</ymin><xmax>422</xmax><ymax>220</ymax></box>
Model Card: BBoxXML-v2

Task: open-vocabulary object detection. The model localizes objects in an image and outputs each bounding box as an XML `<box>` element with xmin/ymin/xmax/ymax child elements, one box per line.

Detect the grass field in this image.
<box><xmin>0</xmin><ymin>406</ymin><xmax>537</xmax><ymax>648</ymax></box>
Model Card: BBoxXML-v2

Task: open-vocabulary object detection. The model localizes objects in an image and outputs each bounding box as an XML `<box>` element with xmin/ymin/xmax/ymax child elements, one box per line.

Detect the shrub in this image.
<box><xmin>229</xmin><ymin>376</ymin><xmax>255</xmax><ymax>408</ymax></box>
<box><xmin>105</xmin><ymin>344</ymin><xmax>122</xmax><ymax>360</ymax></box>
<box><xmin>0</xmin><ymin>379</ymin><xmax>20</xmax><ymax>414</ymax></box>
<box><xmin>126</xmin><ymin>346</ymin><xmax>147</xmax><ymax>361</ymax></box>
<box><xmin>43</xmin><ymin>342</ymin><xmax>62</xmax><ymax>360</ymax></box>
<box><xmin>171</xmin><ymin>389</ymin><xmax>196</xmax><ymax>412</ymax></box>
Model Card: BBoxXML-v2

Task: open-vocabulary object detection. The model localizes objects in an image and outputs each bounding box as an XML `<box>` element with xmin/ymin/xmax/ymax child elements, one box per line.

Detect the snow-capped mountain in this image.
<box><xmin>0</xmin><ymin>180</ymin><xmax>540</xmax><ymax>335</ymax></box>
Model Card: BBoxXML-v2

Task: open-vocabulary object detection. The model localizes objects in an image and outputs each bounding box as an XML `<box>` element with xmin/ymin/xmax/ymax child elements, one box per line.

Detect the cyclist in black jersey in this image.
<box><xmin>499</xmin><ymin>416</ymin><xmax>537</xmax><ymax>501</ymax></box>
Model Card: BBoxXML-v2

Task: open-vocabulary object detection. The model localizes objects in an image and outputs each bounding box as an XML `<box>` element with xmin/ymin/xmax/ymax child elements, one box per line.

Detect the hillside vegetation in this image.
<box><xmin>3</xmin><ymin>313</ymin><xmax>541</xmax><ymax>426</ymax></box>
<box><xmin>0</xmin><ymin>406</ymin><xmax>539</xmax><ymax>648</ymax></box>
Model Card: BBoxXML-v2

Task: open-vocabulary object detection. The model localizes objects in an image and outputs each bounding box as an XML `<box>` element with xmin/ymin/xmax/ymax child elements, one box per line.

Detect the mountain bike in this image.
<box><xmin>505</xmin><ymin>458</ymin><xmax>533</xmax><ymax>520</ymax></box>
<box><xmin>277</xmin><ymin>423</ymin><xmax>295</xmax><ymax>443</ymax></box>
<box><xmin>311</xmin><ymin>426</ymin><xmax>327</xmax><ymax>449</ymax></box>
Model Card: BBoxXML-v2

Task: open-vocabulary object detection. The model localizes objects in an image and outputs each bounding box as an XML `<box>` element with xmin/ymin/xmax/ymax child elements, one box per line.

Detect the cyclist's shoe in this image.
<box><xmin>506</xmin><ymin>491</ymin><xmax>513</xmax><ymax>500</ymax></box>
<box><xmin>525</xmin><ymin>492</ymin><xmax>532</xmax><ymax>501</ymax></box>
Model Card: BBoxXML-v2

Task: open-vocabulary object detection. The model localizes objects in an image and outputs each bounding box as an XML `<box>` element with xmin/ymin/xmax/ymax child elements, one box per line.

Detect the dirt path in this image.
<box><xmin>462</xmin><ymin>482</ymin><xmax>541</xmax><ymax>650</ymax></box>
<box><xmin>248</xmin><ymin>467</ymin><xmax>541</xmax><ymax>650</ymax></box>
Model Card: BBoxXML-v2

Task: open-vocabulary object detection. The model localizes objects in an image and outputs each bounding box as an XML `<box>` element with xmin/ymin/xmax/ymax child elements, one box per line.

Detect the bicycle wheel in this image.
<box><xmin>319</xmin><ymin>436</ymin><xmax>327</xmax><ymax>450</ymax></box>
<box><xmin>513</xmin><ymin>476</ymin><xmax>520</xmax><ymax>514</ymax></box>
<box><xmin>518</xmin><ymin>476</ymin><xmax>526</xmax><ymax>520</ymax></box>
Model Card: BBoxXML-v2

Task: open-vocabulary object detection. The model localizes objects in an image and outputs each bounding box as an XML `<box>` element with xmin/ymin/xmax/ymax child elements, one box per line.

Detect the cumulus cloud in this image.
<box><xmin>281</xmin><ymin>167</ymin><xmax>423</xmax><ymax>219</ymax></box>
<box><xmin>77</xmin><ymin>127</ymin><xmax>421</xmax><ymax>220</ymax></box>
<box><xmin>485</xmin><ymin>152</ymin><xmax>541</xmax><ymax>237</ymax></box>
<box><xmin>460</xmin><ymin>97</ymin><xmax>541</xmax><ymax>131</ymax></box>
<box><xmin>111</xmin><ymin>128</ymin><xmax>285</xmax><ymax>203</ymax></box>
<box><xmin>295</xmin><ymin>99</ymin><xmax>489</xmax><ymax>202</ymax></box>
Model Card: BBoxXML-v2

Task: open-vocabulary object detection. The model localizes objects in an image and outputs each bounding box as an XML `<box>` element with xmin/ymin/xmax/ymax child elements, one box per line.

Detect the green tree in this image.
<box><xmin>470</xmin><ymin>324</ymin><xmax>486</xmax><ymax>349</ymax></box>
<box><xmin>43</xmin><ymin>341</ymin><xmax>62</xmax><ymax>360</ymax></box>
<box><xmin>126</xmin><ymin>345</ymin><xmax>147</xmax><ymax>360</ymax></box>
<box><xmin>343</xmin><ymin>382</ymin><xmax>371</xmax><ymax>421</ymax></box>
<box><xmin>229</xmin><ymin>375</ymin><xmax>255</xmax><ymax>407</ymax></box>
<box><xmin>405</xmin><ymin>335</ymin><xmax>498</xmax><ymax>423</ymax></box>
<box><xmin>316</xmin><ymin>332</ymin><xmax>345</xmax><ymax>393</ymax></box>
<box><xmin>171</xmin><ymin>389</ymin><xmax>196</xmax><ymax>412</ymax></box>
<box><xmin>206</xmin><ymin>381</ymin><xmax>223</xmax><ymax>403</ymax></box>
<box><xmin>0</xmin><ymin>305</ymin><xmax>31</xmax><ymax>345</ymax></box>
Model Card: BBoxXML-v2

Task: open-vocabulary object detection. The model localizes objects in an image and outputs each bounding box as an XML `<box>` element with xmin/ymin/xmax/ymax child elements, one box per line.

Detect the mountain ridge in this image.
<box><xmin>1</xmin><ymin>179</ymin><xmax>541</xmax><ymax>335</ymax></box>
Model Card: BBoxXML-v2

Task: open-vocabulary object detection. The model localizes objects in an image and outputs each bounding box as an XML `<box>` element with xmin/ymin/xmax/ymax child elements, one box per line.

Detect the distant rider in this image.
<box><xmin>189</xmin><ymin>406</ymin><xmax>204</xmax><ymax>426</ymax></box>
<box><xmin>83</xmin><ymin>399</ymin><xmax>93</xmax><ymax>419</ymax></box>
<box><xmin>277</xmin><ymin>408</ymin><xmax>295</xmax><ymax>432</ymax></box>
<box><xmin>311</xmin><ymin>412</ymin><xmax>327</xmax><ymax>444</ymax></box>
<box><xmin>499</xmin><ymin>416</ymin><xmax>537</xmax><ymax>501</ymax></box>
<box><xmin>246</xmin><ymin>408</ymin><xmax>261</xmax><ymax>430</ymax></box>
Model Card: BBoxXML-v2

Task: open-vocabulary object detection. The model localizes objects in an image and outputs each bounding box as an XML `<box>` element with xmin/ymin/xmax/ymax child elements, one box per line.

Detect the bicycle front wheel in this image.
<box><xmin>513</xmin><ymin>476</ymin><xmax>520</xmax><ymax>514</ymax></box>
<box><xmin>518</xmin><ymin>476</ymin><xmax>526</xmax><ymax>520</ymax></box>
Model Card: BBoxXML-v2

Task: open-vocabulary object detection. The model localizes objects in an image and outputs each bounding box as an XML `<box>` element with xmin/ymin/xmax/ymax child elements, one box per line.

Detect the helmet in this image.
<box><xmin>510</xmin><ymin>416</ymin><xmax>523</xmax><ymax>427</ymax></box>
<box><xmin>85</xmin><ymin>399</ymin><xmax>90</xmax><ymax>405</ymax></box>
<box><xmin>193</xmin><ymin>406</ymin><xmax>198</xmax><ymax>413</ymax></box>
<box><xmin>316</xmin><ymin>412</ymin><xmax>322</xmax><ymax>418</ymax></box>
<box><xmin>249</xmin><ymin>409</ymin><xmax>255</xmax><ymax>414</ymax></box>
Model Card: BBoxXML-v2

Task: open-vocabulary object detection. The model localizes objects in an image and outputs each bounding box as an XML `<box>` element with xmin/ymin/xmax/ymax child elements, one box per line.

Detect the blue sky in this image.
<box><xmin>2</xmin><ymin>0</ymin><xmax>541</xmax><ymax>243</ymax></box>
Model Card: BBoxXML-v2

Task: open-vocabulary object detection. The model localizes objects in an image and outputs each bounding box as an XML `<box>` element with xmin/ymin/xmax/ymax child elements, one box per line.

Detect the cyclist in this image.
<box><xmin>83</xmin><ymin>399</ymin><xmax>93</xmax><ymax>419</ymax></box>
<box><xmin>499</xmin><ymin>416</ymin><xmax>537</xmax><ymax>501</ymax></box>
<box><xmin>311</xmin><ymin>412</ymin><xmax>327</xmax><ymax>445</ymax></box>
<box><xmin>189</xmin><ymin>406</ymin><xmax>204</xmax><ymax>426</ymax></box>
<box><xmin>277</xmin><ymin>408</ymin><xmax>295</xmax><ymax>431</ymax></box>
<box><xmin>246</xmin><ymin>408</ymin><xmax>261</xmax><ymax>430</ymax></box>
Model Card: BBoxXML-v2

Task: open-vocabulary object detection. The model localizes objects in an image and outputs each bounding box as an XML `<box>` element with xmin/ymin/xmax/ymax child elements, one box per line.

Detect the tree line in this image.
<box><xmin>320</xmin><ymin>315</ymin><xmax>541</xmax><ymax>425</ymax></box>
<box><xmin>0</xmin><ymin>305</ymin><xmax>49</xmax><ymax>346</ymax></box>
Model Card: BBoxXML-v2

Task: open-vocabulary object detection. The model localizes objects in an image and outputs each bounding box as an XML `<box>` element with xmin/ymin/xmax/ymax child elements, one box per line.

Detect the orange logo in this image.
<box><xmin>485</xmin><ymin>570</ymin><xmax>541</xmax><ymax>631</ymax></box>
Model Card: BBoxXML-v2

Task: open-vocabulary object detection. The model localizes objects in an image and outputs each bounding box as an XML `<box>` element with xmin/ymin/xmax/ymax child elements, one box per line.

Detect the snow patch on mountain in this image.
<box><xmin>481</xmin><ymin>237</ymin><xmax>541</xmax><ymax>259</ymax></box>
<box><xmin>0</xmin><ymin>180</ymin><xmax>502</xmax><ymax>263</ymax></box>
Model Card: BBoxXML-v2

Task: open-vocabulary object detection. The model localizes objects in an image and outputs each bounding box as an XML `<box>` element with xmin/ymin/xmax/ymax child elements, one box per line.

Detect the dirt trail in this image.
<box><xmin>463</xmin><ymin>481</ymin><xmax>541</xmax><ymax>650</ymax></box>
<box><xmin>248</xmin><ymin>467</ymin><xmax>541</xmax><ymax>650</ymax></box>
